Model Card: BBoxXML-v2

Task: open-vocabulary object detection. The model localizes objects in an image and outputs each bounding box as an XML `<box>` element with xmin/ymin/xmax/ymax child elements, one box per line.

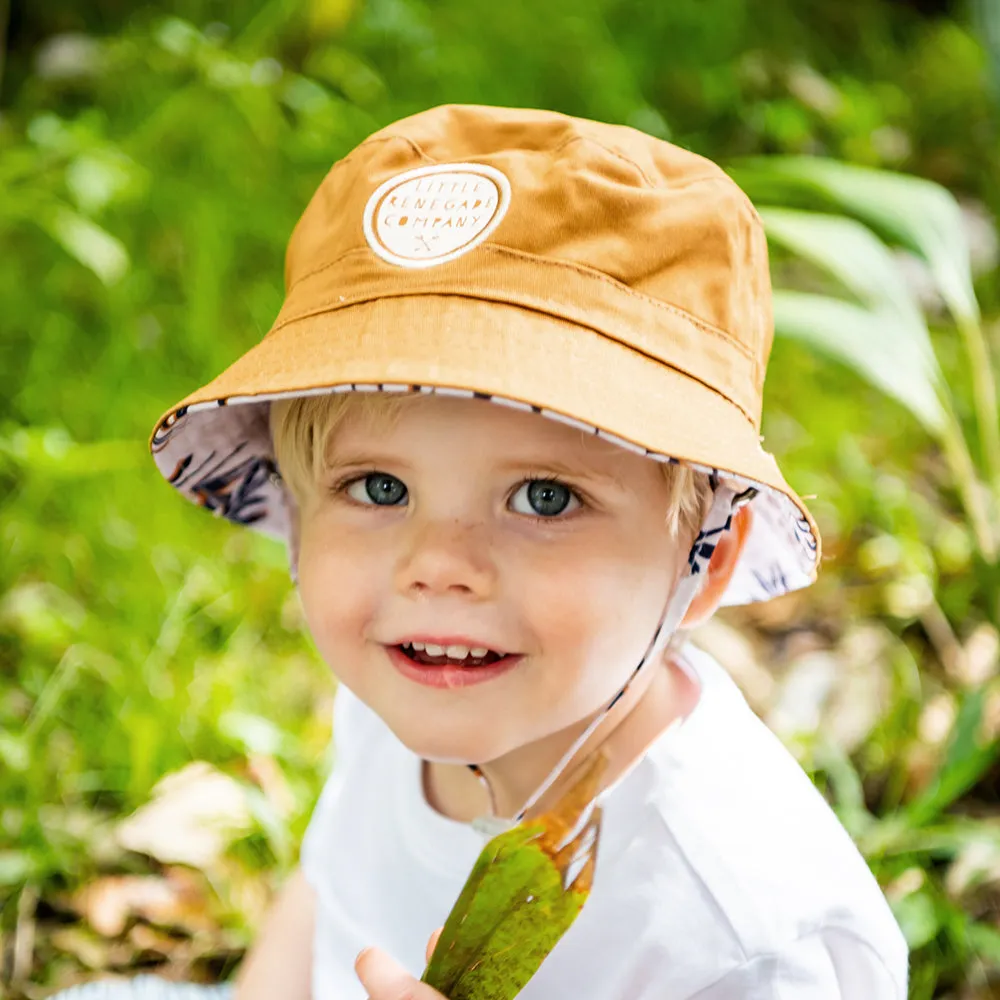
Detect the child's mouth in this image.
<box><xmin>387</xmin><ymin>642</ymin><xmax>522</xmax><ymax>689</ymax></box>
<box><xmin>397</xmin><ymin>641</ymin><xmax>507</xmax><ymax>668</ymax></box>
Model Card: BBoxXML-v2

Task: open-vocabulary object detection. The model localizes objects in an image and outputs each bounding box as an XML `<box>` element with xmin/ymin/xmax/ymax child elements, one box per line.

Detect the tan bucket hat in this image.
<box><xmin>150</xmin><ymin>103</ymin><xmax>820</xmax><ymax>607</ymax></box>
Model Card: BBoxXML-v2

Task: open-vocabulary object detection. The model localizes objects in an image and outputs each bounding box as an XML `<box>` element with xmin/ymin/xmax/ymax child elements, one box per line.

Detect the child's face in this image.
<box><xmin>295</xmin><ymin>395</ymin><xmax>691</xmax><ymax>765</ymax></box>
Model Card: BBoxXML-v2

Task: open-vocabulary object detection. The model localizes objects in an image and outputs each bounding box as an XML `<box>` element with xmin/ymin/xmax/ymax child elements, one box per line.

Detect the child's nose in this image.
<box><xmin>393</xmin><ymin>518</ymin><xmax>497</xmax><ymax>599</ymax></box>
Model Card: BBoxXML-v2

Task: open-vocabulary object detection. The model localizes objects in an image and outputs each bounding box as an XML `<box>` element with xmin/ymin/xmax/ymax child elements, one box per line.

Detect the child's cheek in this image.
<box><xmin>519</xmin><ymin>556</ymin><xmax>652</xmax><ymax>690</ymax></box>
<box><xmin>296</xmin><ymin>537</ymin><xmax>386</xmax><ymax>672</ymax></box>
<box><xmin>525</xmin><ymin>538</ymin><xmax>675</xmax><ymax>689</ymax></box>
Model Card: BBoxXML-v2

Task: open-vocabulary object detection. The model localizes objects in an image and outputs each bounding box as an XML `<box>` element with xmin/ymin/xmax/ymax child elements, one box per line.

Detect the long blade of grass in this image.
<box><xmin>735</xmin><ymin>157</ymin><xmax>978</xmax><ymax>323</ymax></box>
<box><xmin>771</xmin><ymin>290</ymin><xmax>947</xmax><ymax>435</ymax></box>
<box><xmin>760</xmin><ymin>208</ymin><xmax>928</xmax><ymax>329</ymax></box>
<box><xmin>904</xmin><ymin>687</ymin><xmax>1000</xmax><ymax>829</ymax></box>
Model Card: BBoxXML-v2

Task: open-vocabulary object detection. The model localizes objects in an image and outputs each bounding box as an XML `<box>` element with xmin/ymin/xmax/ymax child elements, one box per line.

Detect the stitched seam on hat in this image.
<box><xmin>338</xmin><ymin>133</ymin><xmax>433</xmax><ymax>171</ymax></box>
<box><xmin>291</xmin><ymin>135</ymin><xmax>433</xmax><ymax>214</ymax></box>
<box><xmin>549</xmin><ymin>134</ymin><xmax>656</xmax><ymax>187</ymax></box>
<box><xmin>289</xmin><ymin>245</ymin><xmax>396</xmax><ymax>289</ymax></box>
<box><xmin>268</xmin><ymin>291</ymin><xmax>758</xmax><ymax>425</ymax></box>
<box><xmin>548</xmin><ymin>136</ymin><xmax>759</xmax><ymax>210</ymax></box>
<box><xmin>548</xmin><ymin>134</ymin><xmax>764</xmax><ymax>225</ymax></box>
<box><xmin>484</xmin><ymin>244</ymin><xmax>755</xmax><ymax>360</ymax></box>
<box><xmin>285</xmin><ymin>245</ymin><xmax>754</xmax><ymax>364</ymax></box>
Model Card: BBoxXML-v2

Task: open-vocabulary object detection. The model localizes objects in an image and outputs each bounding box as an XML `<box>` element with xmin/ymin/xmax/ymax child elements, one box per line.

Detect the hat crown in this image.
<box><xmin>283</xmin><ymin>104</ymin><xmax>772</xmax><ymax>427</ymax></box>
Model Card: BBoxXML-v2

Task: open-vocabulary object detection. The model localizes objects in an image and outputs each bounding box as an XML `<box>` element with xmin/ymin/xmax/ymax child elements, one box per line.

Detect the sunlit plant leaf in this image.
<box><xmin>903</xmin><ymin>686</ymin><xmax>1000</xmax><ymax>829</ymax></box>
<box><xmin>760</xmin><ymin>208</ymin><xmax>928</xmax><ymax>330</ymax></box>
<box><xmin>422</xmin><ymin>752</ymin><xmax>606</xmax><ymax>1000</ymax></box>
<box><xmin>966</xmin><ymin>921</ymin><xmax>1000</xmax><ymax>965</ymax></box>
<box><xmin>41</xmin><ymin>205</ymin><xmax>130</xmax><ymax>285</ymax></box>
<box><xmin>890</xmin><ymin>885</ymin><xmax>942</xmax><ymax>951</ymax></box>
<box><xmin>771</xmin><ymin>290</ymin><xmax>948</xmax><ymax>435</ymax></box>
<box><xmin>735</xmin><ymin>157</ymin><xmax>979</xmax><ymax>324</ymax></box>
<box><xmin>811</xmin><ymin>741</ymin><xmax>875</xmax><ymax>840</ymax></box>
<box><xmin>745</xmin><ymin>161</ymin><xmax>999</xmax><ymax>558</ymax></box>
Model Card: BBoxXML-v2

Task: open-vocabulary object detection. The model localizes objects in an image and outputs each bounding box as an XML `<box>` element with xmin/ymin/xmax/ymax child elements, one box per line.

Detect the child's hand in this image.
<box><xmin>355</xmin><ymin>928</ymin><xmax>447</xmax><ymax>1000</ymax></box>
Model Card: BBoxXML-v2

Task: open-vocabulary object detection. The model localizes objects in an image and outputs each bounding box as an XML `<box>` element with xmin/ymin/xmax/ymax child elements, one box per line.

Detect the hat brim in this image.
<box><xmin>150</xmin><ymin>294</ymin><xmax>820</xmax><ymax>605</ymax></box>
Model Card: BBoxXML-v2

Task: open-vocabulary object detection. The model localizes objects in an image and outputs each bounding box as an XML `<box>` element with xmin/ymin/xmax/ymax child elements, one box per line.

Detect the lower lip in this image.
<box><xmin>385</xmin><ymin>645</ymin><xmax>523</xmax><ymax>689</ymax></box>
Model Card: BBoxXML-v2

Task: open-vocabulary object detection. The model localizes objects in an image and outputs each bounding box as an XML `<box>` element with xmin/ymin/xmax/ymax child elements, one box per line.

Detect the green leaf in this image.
<box><xmin>41</xmin><ymin>205</ymin><xmax>130</xmax><ymax>285</ymax></box>
<box><xmin>890</xmin><ymin>887</ymin><xmax>942</xmax><ymax>951</ymax></box>
<box><xmin>0</xmin><ymin>851</ymin><xmax>39</xmax><ymax>886</ymax></box>
<box><xmin>760</xmin><ymin>208</ymin><xmax>927</xmax><ymax>329</ymax></box>
<box><xmin>66</xmin><ymin>150</ymin><xmax>142</xmax><ymax>215</ymax></box>
<box><xmin>966</xmin><ymin>920</ymin><xmax>1000</xmax><ymax>967</ymax></box>
<box><xmin>863</xmin><ymin>817</ymin><xmax>1000</xmax><ymax>858</ymax></box>
<box><xmin>904</xmin><ymin>687</ymin><xmax>1000</xmax><ymax>828</ymax></box>
<box><xmin>772</xmin><ymin>290</ymin><xmax>948</xmax><ymax>435</ymax></box>
<box><xmin>423</xmin><ymin>754</ymin><xmax>605</xmax><ymax>1000</ymax></box>
<box><xmin>736</xmin><ymin>157</ymin><xmax>978</xmax><ymax>325</ymax></box>
<box><xmin>812</xmin><ymin>741</ymin><xmax>874</xmax><ymax>840</ymax></box>
<box><xmin>0</xmin><ymin>426</ymin><xmax>142</xmax><ymax>477</ymax></box>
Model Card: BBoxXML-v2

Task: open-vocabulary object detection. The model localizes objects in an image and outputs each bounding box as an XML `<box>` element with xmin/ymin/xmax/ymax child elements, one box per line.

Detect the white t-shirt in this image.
<box><xmin>300</xmin><ymin>644</ymin><xmax>909</xmax><ymax>999</ymax></box>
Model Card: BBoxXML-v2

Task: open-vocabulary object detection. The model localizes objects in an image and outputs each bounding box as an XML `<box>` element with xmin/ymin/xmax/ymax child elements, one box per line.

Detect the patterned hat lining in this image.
<box><xmin>152</xmin><ymin>383</ymin><xmax>818</xmax><ymax>606</ymax></box>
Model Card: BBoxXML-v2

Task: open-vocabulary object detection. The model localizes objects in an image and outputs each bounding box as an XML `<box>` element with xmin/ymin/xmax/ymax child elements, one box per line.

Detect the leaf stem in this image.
<box><xmin>955</xmin><ymin>313</ymin><xmax>1000</xmax><ymax>495</ymax></box>
<box><xmin>938</xmin><ymin>411</ymin><xmax>997</xmax><ymax>563</ymax></box>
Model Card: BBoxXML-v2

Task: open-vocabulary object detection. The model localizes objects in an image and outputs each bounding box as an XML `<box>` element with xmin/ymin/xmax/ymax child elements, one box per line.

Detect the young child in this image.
<box><xmin>143</xmin><ymin>104</ymin><xmax>908</xmax><ymax>999</ymax></box>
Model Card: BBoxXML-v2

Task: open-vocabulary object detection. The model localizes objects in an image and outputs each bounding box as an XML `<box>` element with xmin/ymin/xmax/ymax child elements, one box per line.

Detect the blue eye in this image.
<box><xmin>347</xmin><ymin>472</ymin><xmax>408</xmax><ymax>506</ymax></box>
<box><xmin>509</xmin><ymin>480</ymin><xmax>580</xmax><ymax>518</ymax></box>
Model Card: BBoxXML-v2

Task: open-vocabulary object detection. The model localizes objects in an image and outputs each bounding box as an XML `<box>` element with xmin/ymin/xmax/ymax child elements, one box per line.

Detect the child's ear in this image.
<box><xmin>680</xmin><ymin>503</ymin><xmax>753</xmax><ymax>629</ymax></box>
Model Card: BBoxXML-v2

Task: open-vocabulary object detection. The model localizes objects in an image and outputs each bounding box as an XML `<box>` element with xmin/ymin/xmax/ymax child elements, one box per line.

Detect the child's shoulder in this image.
<box><xmin>611</xmin><ymin>642</ymin><xmax>907</xmax><ymax>977</ymax></box>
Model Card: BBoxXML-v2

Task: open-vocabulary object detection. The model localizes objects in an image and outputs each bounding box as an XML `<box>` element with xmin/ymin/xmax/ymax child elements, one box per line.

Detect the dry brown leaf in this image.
<box><xmin>49</xmin><ymin>926</ymin><xmax>111</xmax><ymax>969</ymax></box>
<box><xmin>963</xmin><ymin>623</ymin><xmax>1000</xmax><ymax>688</ymax></box>
<box><xmin>980</xmin><ymin>681</ymin><xmax>1000</xmax><ymax>744</ymax></box>
<box><xmin>883</xmin><ymin>866</ymin><xmax>926</xmax><ymax>903</ymax></box>
<box><xmin>919</xmin><ymin>691</ymin><xmax>958</xmax><ymax>745</ymax></box>
<box><xmin>71</xmin><ymin>869</ymin><xmax>214</xmax><ymax>938</ymax></box>
<box><xmin>116</xmin><ymin>761</ymin><xmax>254</xmax><ymax>869</ymax></box>
<box><xmin>945</xmin><ymin>835</ymin><xmax>1000</xmax><ymax>899</ymax></box>
<box><xmin>73</xmin><ymin>875</ymin><xmax>179</xmax><ymax>937</ymax></box>
<box><xmin>727</xmin><ymin>590</ymin><xmax>809</xmax><ymax>631</ymax></box>
<box><xmin>128</xmin><ymin>922</ymin><xmax>186</xmax><ymax>957</ymax></box>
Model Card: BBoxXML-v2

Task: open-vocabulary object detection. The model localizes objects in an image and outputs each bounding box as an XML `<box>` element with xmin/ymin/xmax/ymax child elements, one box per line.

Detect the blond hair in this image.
<box><xmin>269</xmin><ymin>393</ymin><xmax>712</xmax><ymax>540</ymax></box>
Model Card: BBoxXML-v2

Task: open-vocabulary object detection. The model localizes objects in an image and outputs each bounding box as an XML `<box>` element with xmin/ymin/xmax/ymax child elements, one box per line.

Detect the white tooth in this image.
<box><xmin>425</xmin><ymin>643</ymin><xmax>444</xmax><ymax>656</ymax></box>
<box><xmin>411</xmin><ymin>642</ymin><xmax>426</xmax><ymax>651</ymax></box>
<box><xmin>446</xmin><ymin>645</ymin><xmax>470</xmax><ymax>659</ymax></box>
<box><xmin>470</xmin><ymin>647</ymin><xmax>489</xmax><ymax>658</ymax></box>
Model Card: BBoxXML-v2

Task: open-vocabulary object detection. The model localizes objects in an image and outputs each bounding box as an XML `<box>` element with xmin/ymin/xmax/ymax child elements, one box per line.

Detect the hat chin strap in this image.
<box><xmin>469</xmin><ymin>481</ymin><xmax>746</xmax><ymax>839</ymax></box>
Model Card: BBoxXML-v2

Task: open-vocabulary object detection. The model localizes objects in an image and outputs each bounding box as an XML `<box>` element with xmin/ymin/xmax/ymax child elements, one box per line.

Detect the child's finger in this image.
<box><xmin>425</xmin><ymin>926</ymin><xmax>443</xmax><ymax>964</ymax></box>
<box><xmin>355</xmin><ymin>946</ymin><xmax>447</xmax><ymax>1000</ymax></box>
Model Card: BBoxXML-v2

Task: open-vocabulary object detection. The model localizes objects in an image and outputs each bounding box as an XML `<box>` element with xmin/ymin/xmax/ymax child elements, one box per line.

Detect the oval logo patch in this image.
<box><xmin>363</xmin><ymin>163</ymin><xmax>511</xmax><ymax>269</ymax></box>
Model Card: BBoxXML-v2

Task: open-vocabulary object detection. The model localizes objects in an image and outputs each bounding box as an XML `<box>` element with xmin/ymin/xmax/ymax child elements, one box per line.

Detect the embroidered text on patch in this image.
<box><xmin>363</xmin><ymin>163</ymin><xmax>511</xmax><ymax>269</ymax></box>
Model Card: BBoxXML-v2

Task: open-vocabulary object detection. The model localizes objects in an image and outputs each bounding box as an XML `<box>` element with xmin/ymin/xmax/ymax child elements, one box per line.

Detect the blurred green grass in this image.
<box><xmin>3</xmin><ymin>1</ymin><xmax>1000</xmax><ymax>997</ymax></box>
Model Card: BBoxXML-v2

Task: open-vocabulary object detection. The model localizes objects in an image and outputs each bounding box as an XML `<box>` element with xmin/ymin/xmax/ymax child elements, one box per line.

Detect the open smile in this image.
<box><xmin>399</xmin><ymin>640</ymin><xmax>508</xmax><ymax>666</ymax></box>
<box><xmin>385</xmin><ymin>641</ymin><xmax>524</xmax><ymax>689</ymax></box>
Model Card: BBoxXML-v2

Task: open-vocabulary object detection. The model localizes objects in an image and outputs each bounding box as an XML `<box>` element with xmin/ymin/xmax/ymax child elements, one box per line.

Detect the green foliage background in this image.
<box><xmin>2</xmin><ymin>1</ymin><xmax>1000</xmax><ymax>997</ymax></box>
